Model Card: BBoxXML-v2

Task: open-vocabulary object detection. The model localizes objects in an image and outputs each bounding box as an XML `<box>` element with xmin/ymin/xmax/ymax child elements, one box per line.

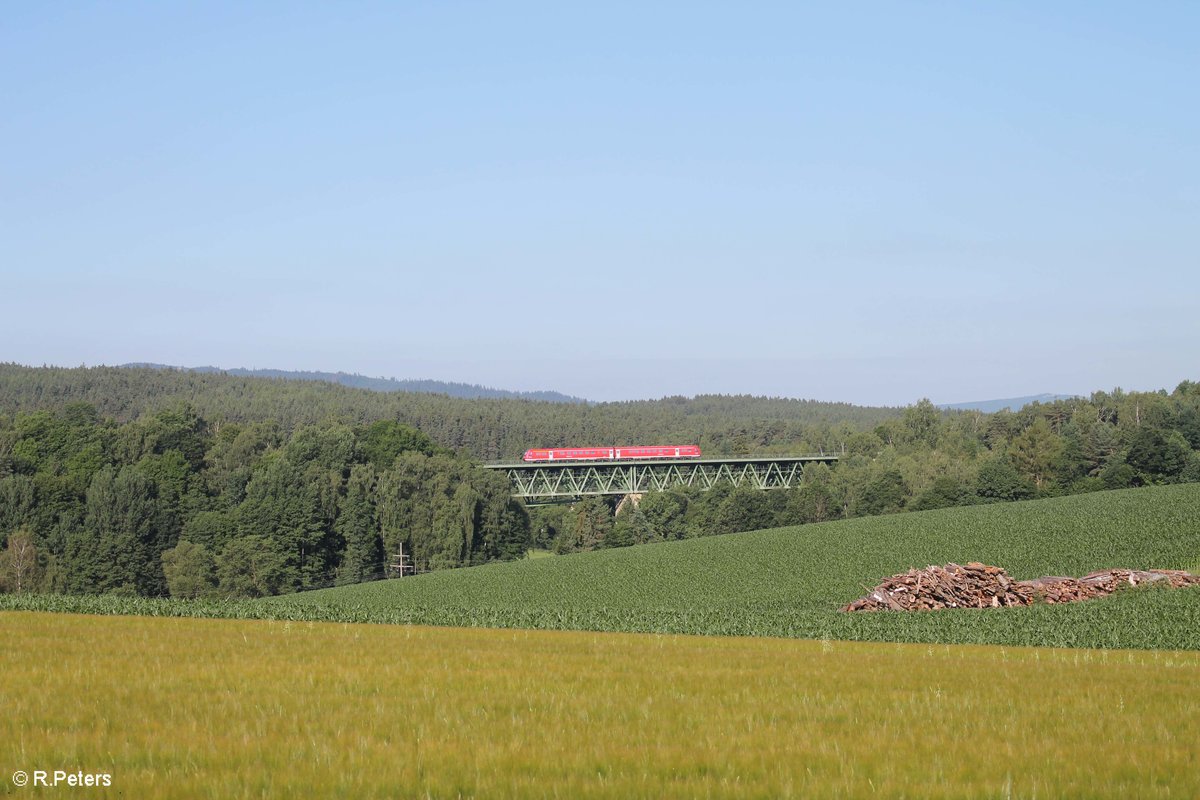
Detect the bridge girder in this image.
<box><xmin>482</xmin><ymin>456</ymin><xmax>839</xmax><ymax>503</ymax></box>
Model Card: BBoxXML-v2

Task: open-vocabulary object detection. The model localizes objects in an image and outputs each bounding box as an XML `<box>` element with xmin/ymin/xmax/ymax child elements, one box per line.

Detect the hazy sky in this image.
<box><xmin>4</xmin><ymin>2</ymin><xmax>1197</xmax><ymax>405</ymax></box>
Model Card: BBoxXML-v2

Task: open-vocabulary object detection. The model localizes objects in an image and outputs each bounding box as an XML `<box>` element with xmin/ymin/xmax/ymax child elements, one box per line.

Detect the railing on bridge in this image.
<box><xmin>482</xmin><ymin>455</ymin><xmax>839</xmax><ymax>503</ymax></box>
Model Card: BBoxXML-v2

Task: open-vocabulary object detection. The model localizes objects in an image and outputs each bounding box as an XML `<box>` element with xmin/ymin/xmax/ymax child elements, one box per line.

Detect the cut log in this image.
<box><xmin>842</xmin><ymin>565</ymin><xmax>1200</xmax><ymax>612</ymax></box>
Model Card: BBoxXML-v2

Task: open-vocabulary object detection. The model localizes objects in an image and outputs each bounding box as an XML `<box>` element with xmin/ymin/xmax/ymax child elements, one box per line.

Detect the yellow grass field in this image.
<box><xmin>2</xmin><ymin>612</ymin><xmax>1198</xmax><ymax>798</ymax></box>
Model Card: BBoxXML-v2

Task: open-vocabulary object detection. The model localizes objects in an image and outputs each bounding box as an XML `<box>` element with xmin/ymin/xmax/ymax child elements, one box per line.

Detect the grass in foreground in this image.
<box><xmin>2</xmin><ymin>611</ymin><xmax>1198</xmax><ymax>799</ymax></box>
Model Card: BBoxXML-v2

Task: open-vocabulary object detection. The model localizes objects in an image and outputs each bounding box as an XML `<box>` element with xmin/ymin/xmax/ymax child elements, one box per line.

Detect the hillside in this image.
<box><xmin>0</xmin><ymin>363</ymin><xmax>901</xmax><ymax>460</ymax></box>
<box><xmin>122</xmin><ymin>363</ymin><xmax>588</xmax><ymax>403</ymax></box>
<box><xmin>938</xmin><ymin>393</ymin><xmax>1080</xmax><ymax>412</ymax></box>
<box><xmin>2</xmin><ymin>370</ymin><xmax>1197</xmax><ymax>602</ymax></box>
<box><xmin>275</xmin><ymin>485</ymin><xmax>1200</xmax><ymax>649</ymax></box>
<box><xmin>6</xmin><ymin>485</ymin><xmax>1199</xmax><ymax>648</ymax></box>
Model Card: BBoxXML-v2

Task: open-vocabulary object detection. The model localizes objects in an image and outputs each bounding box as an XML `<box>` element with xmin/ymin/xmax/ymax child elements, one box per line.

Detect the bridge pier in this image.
<box><xmin>615</xmin><ymin>493</ymin><xmax>643</xmax><ymax>515</ymax></box>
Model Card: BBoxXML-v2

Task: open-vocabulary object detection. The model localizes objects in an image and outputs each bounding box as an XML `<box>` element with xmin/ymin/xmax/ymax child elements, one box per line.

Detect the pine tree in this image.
<box><xmin>65</xmin><ymin>466</ymin><xmax>161</xmax><ymax>595</ymax></box>
<box><xmin>336</xmin><ymin>464</ymin><xmax>383</xmax><ymax>583</ymax></box>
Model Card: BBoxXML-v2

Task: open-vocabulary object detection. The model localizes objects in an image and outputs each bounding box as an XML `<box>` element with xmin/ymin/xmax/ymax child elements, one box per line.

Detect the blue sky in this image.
<box><xmin>3</xmin><ymin>2</ymin><xmax>1197</xmax><ymax>404</ymax></box>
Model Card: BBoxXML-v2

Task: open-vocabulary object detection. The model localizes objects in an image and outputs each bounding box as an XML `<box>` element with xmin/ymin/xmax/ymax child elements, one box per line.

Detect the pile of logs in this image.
<box><xmin>1023</xmin><ymin>568</ymin><xmax>1200</xmax><ymax>603</ymax></box>
<box><xmin>842</xmin><ymin>562</ymin><xmax>1200</xmax><ymax>612</ymax></box>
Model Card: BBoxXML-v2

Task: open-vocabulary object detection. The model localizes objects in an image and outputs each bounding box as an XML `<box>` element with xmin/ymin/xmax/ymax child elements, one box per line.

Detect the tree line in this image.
<box><xmin>0</xmin><ymin>364</ymin><xmax>899</xmax><ymax>461</ymax></box>
<box><xmin>0</xmin><ymin>406</ymin><xmax>528</xmax><ymax>598</ymax></box>
<box><xmin>528</xmin><ymin>383</ymin><xmax>1200</xmax><ymax>551</ymax></box>
<box><xmin>2</xmin><ymin>368</ymin><xmax>1198</xmax><ymax>596</ymax></box>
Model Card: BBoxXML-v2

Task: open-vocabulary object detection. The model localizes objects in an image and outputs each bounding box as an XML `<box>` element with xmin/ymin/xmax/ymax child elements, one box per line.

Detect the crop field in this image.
<box><xmin>3</xmin><ymin>485</ymin><xmax>1200</xmax><ymax>650</ymax></box>
<box><xmin>273</xmin><ymin>483</ymin><xmax>1200</xmax><ymax>649</ymax></box>
<box><xmin>2</xmin><ymin>611</ymin><xmax>1198</xmax><ymax>799</ymax></box>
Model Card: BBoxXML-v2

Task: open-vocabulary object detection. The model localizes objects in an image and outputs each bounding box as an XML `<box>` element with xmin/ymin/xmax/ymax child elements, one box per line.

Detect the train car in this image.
<box><xmin>522</xmin><ymin>445</ymin><xmax>701</xmax><ymax>462</ymax></box>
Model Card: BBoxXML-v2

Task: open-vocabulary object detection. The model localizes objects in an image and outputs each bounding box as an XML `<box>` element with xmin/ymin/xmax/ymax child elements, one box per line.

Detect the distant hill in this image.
<box><xmin>0</xmin><ymin>364</ymin><xmax>902</xmax><ymax>460</ymax></box>
<box><xmin>121</xmin><ymin>363</ymin><xmax>588</xmax><ymax>404</ymax></box>
<box><xmin>939</xmin><ymin>393</ymin><xmax>1080</xmax><ymax>413</ymax></box>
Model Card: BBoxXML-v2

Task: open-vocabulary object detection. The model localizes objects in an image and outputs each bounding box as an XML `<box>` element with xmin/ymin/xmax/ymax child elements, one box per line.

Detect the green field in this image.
<box><xmin>3</xmin><ymin>611</ymin><xmax>1198</xmax><ymax>799</ymax></box>
<box><xmin>272</xmin><ymin>484</ymin><xmax>1200</xmax><ymax>649</ymax></box>
<box><xmin>4</xmin><ymin>485</ymin><xmax>1199</xmax><ymax>649</ymax></box>
<box><xmin>4</xmin><ymin>485</ymin><xmax>1198</xmax><ymax>796</ymax></box>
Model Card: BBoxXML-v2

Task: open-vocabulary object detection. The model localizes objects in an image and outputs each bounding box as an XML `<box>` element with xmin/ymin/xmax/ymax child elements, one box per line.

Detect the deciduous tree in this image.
<box><xmin>0</xmin><ymin>529</ymin><xmax>41</xmax><ymax>593</ymax></box>
<box><xmin>161</xmin><ymin>540</ymin><xmax>217</xmax><ymax>599</ymax></box>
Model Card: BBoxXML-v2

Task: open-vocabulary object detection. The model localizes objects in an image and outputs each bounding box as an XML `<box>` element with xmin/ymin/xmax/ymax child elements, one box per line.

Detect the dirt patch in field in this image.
<box><xmin>843</xmin><ymin>562</ymin><xmax>1200</xmax><ymax>612</ymax></box>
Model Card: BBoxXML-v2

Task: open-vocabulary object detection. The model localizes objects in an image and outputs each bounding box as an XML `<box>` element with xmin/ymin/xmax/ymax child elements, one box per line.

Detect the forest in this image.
<box><xmin>0</xmin><ymin>364</ymin><xmax>897</xmax><ymax>460</ymax></box>
<box><xmin>0</xmin><ymin>407</ymin><xmax>528</xmax><ymax>598</ymax></box>
<box><xmin>1</xmin><ymin>365</ymin><xmax>1198</xmax><ymax>598</ymax></box>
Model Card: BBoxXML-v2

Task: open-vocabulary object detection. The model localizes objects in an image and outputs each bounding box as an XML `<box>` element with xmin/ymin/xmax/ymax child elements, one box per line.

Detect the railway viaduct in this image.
<box><xmin>482</xmin><ymin>454</ymin><xmax>839</xmax><ymax>504</ymax></box>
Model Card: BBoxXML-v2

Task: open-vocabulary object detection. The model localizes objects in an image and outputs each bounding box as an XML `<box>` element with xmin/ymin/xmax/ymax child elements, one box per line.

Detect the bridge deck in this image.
<box><xmin>483</xmin><ymin>455</ymin><xmax>838</xmax><ymax>501</ymax></box>
<box><xmin>485</xmin><ymin>455</ymin><xmax>836</xmax><ymax>469</ymax></box>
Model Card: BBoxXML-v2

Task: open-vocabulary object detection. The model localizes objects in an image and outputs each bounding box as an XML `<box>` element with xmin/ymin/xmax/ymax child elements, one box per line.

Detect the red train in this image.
<box><xmin>522</xmin><ymin>445</ymin><xmax>701</xmax><ymax>462</ymax></box>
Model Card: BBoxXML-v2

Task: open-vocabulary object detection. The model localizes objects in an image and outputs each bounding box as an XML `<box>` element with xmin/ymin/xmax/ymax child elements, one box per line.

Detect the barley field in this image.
<box><xmin>2</xmin><ymin>611</ymin><xmax>1198</xmax><ymax>799</ymax></box>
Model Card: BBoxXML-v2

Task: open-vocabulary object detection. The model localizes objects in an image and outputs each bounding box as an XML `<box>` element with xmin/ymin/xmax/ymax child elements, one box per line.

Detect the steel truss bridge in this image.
<box><xmin>483</xmin><ymin>455</ymin><xmax>839</xmax><ymax>503</ymax></box>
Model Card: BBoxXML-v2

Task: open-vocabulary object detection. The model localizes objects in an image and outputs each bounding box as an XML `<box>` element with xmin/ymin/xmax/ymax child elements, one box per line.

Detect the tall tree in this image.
<box><xmin>217</xmin><ymin>535</ymin><xmax>289</xmax><ymax>598</ymax></box>
<box><xmin>713</xmin><ymin>486</ymin><xmax>777</xmax><ymax>534</ymax></box>
<box><xmin>785</xmin><ymin>482</ymin><xmax>839</xmax><ymax>522</ymax></box>
<box><xmin>0</xmin><ymin>529</ymin><xmax>41</xmax><ymax>593</ymax></box>
<box><xmin>1009</xmin><ymin>419</ymin><xmax>1064</xmax><ymax>489</ymax></box>
<box><xmin>1126</xmin><ymin>428</ymin><xmax>1190</xmax><ymax>480</ymax></box>
<box><xmin>161</xmin><ymin>540</ymin><xmax>217</xmax><ymax>599</ymax></box>
<box><xmin>611</xmin><ymin>502</ymin><xmax>656</xmax><ymax>547</ymax></box>
<box><xmin>569</xmin><ymin>497</ymin><xmax>613</xmax><ymax>550</ymax></box>
<box><xmin>66</xmin><ymin>466</ymin><xmax>161</xmax><ymax>595</ymax></box>
<box><xmin>639</xmin><ymin>491</ymin><xmax>689</xmax><ymax>541</ymax></box>
<box><xmin>0</xmin><ymin>475</ymin><xmax>37</xmax><ymax>536</ymax></box>
<box><xmin>356</xmin><ymin>420</ymin><xmax>437</xmax><ymax>467</ymax></box>
<box><xmin>236</xmin><ymin>455</ymin><xmax>335</xmax><ymax>590</ymax></box>
<box><xmin>976</xmin><ymin>458</ymin><xmax>1034</xmax><ymax>502</ymax></box>
<box><xmin>857</xmin><ymin>470</ymin><xmax>908</xmax><ymax>516</ymax></box>
<box><xmin>337</xmin><ymin>464</ymin><xmax>383</xmax><ymax>583</ymax></box>
<box><xmin>903</xmin><ymin>399</ymin><xmax>940</xmax><ymax>447</ymax></box>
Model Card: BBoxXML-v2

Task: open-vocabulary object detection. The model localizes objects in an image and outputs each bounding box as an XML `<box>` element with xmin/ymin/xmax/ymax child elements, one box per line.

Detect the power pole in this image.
<box><xmin>388</xmin><ymin>543</ymin><xmax>413</xmax><ymax>578</ymax></box>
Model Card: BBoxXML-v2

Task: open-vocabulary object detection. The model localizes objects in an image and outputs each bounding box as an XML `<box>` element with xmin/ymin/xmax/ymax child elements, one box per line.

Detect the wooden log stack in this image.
<box><xmin>842</xmin><ymin>563</ymin><xmax>1200</xmax><ymax>612</ymax></box>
